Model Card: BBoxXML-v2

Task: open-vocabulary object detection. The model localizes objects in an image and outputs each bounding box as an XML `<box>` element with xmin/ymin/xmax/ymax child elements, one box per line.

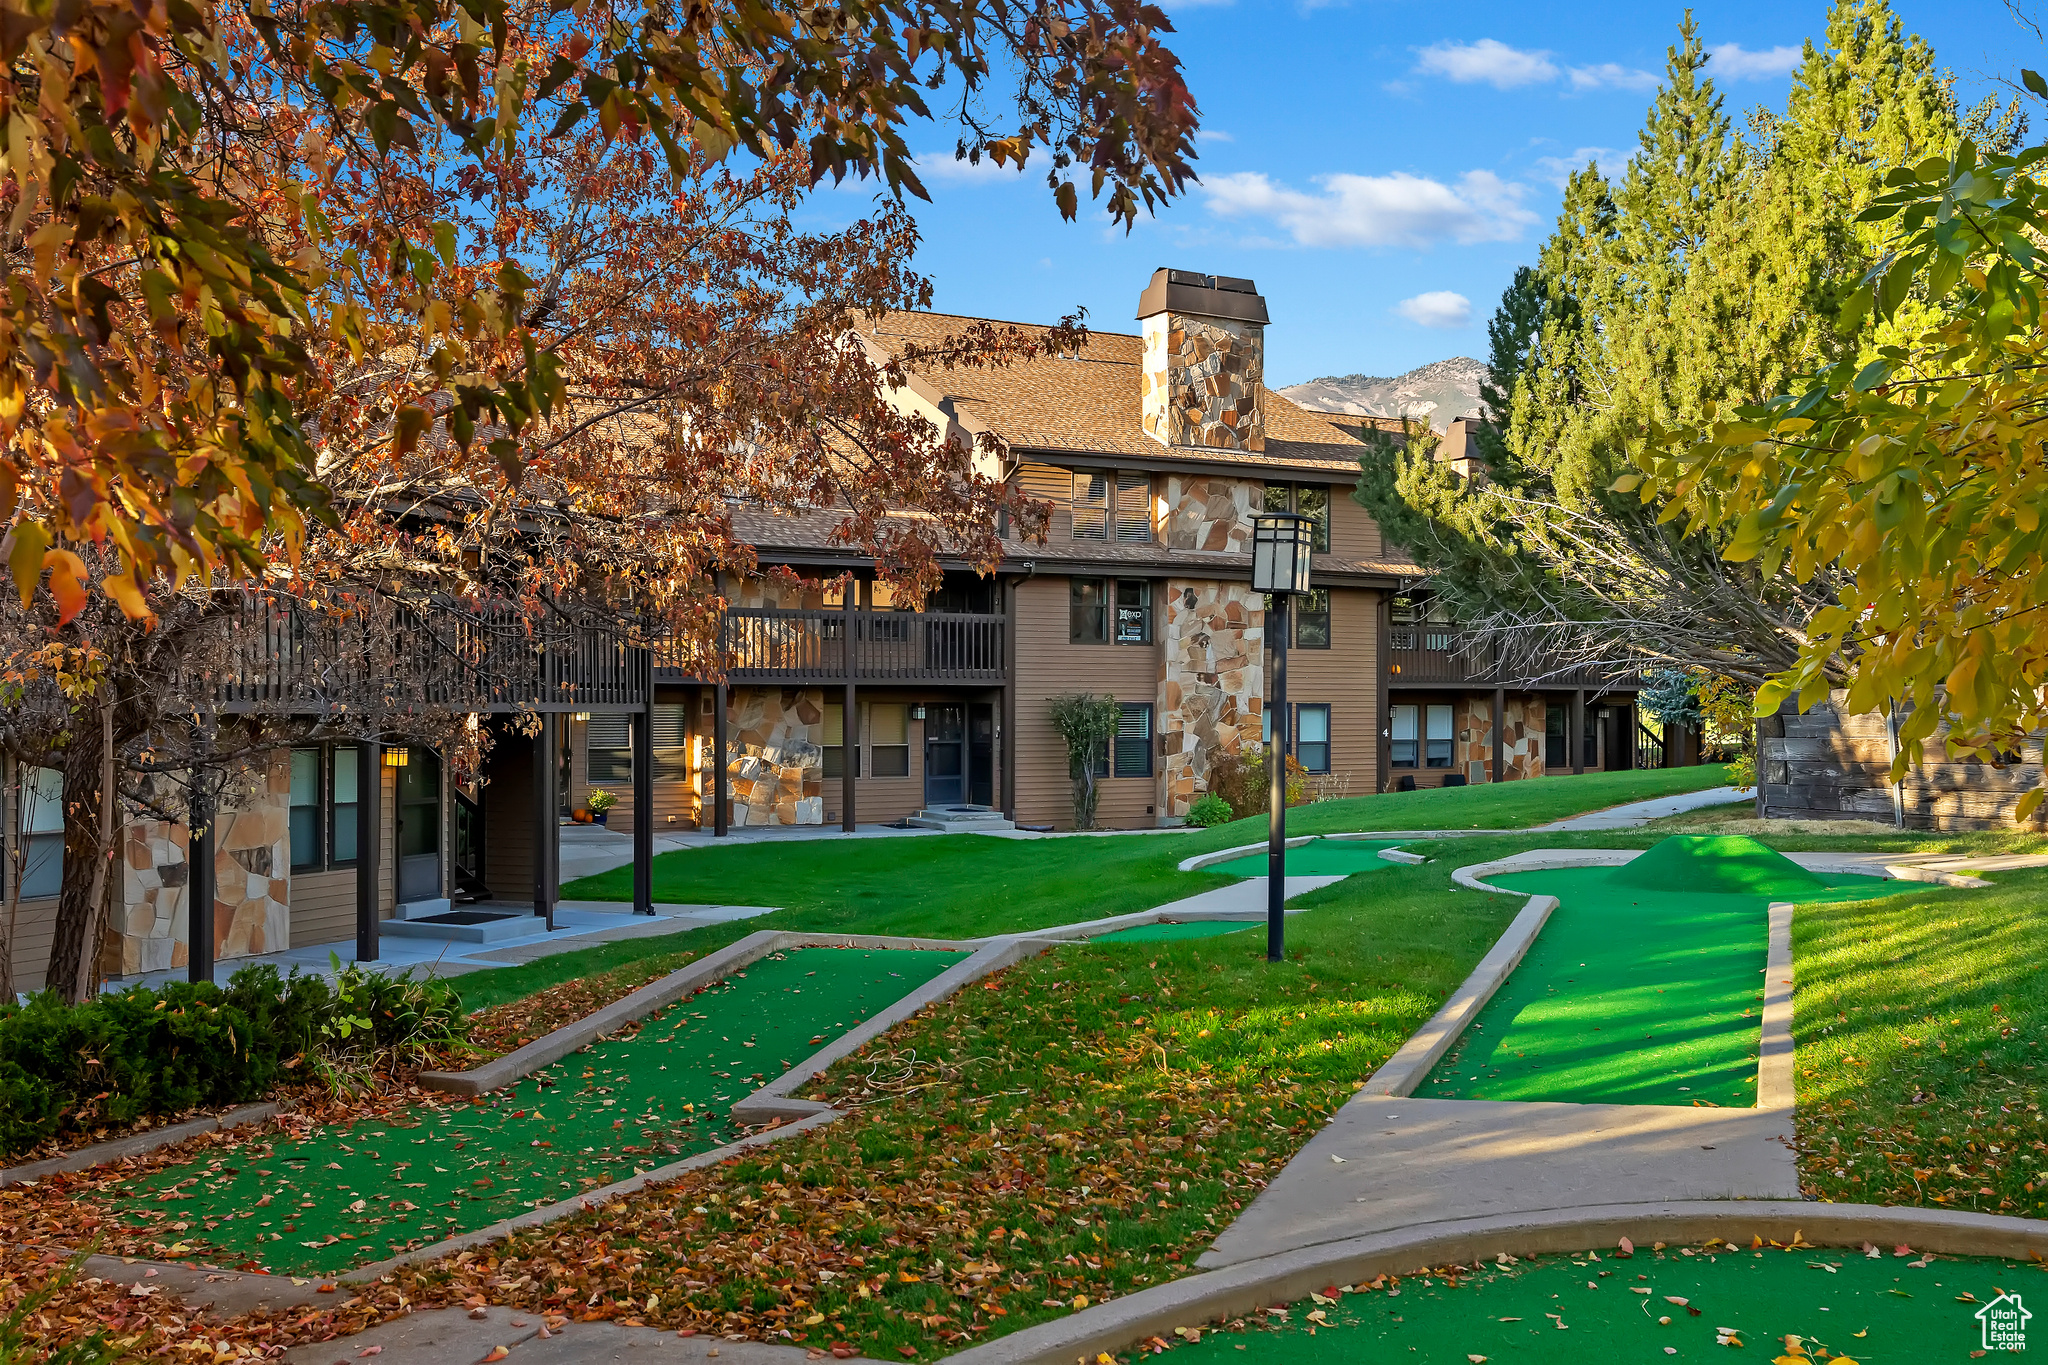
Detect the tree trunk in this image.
<box><xmin>47</xmin><ymin>695</ymin><xmax>116</xmax><ymax>1004</ymax></box>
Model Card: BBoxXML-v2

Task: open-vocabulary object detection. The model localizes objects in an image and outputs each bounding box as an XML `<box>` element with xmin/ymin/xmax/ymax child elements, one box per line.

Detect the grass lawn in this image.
<box><xmin>369</xmin><ymin>859</ymin><xmax>1520</xmax><ymax>1357</ymax></box>
<box><xmin>1788</xmin><ymin>865</ymin><xmax>2048</xmax><ymax>1218</ymax></box>
<box><xmin>461</xmin><ymin>767</ymin><xmax>1735</xmax><ymax>1015</ymax></box>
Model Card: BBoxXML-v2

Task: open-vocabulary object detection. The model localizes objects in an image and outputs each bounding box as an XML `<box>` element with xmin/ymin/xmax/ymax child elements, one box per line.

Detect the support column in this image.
<box><xmin>1492</xmin><ymin>686</ymin><xmax>1507</xmax><ymax>784</ymax></box>
<box><xmin>533</xmin><ymin>712</ymin><xmax>556</xmax><ymax>928</ymax></box>
<box><xmin>1001</xmin><ymin>576</ymin><xmax>1019</xmax><ymax>820</ymax></box>
<box><xmin>356</xmin><ymin>739</ymin><xmax>380</xmax><ymax>962</ymax></box>
<box><xmin>187</xmin><ymin>775</ymin><xmax>215</xmax><ymax>985</ymax></box>
<box><xmin>842</xmin><ymin>680</ymin><xmax>858</xmax><ymax>833</ymax></box>
<box><xmin>631</xmin><ymin>699</ymin><xmax>654</xmax><ymax>915</ymax></box>
<box><xmin>1571</xmin><ymin>688</ymin><xmax>1586</xmax><ymax>776</ymax></box>
<box><xmin>712</xmin><ymin>683</ymin><xmax>730</xmax><ymax>837</ymax></box>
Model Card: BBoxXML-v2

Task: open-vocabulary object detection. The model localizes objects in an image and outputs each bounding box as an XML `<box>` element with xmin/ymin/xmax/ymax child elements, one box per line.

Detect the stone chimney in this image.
<box><xmin>1137</xmin><ymin>268</ymin><xmax>1268</xmax><ymax>452</ymax></box>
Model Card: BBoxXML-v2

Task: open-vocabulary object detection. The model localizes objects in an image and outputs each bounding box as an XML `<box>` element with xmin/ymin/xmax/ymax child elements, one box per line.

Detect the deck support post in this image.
<box><xmin>712</xmin><ymin>683</ymin><xmax>729</xmax><ymax>837</ymax></box>
<box><xmin>1571</xmin><ymin>688</ymin><xmax>1586</xmax><ymax>776</ymax></box>
<box><xmin>187</xmin><ymin>771</ymin><xmax>216</xmax><ymax>985</ymax></box>
<box><xmin>1266</xmin><ymin>597</ymin><xmax>1290</xmax><ymax>964</ymax></box>
<box><xmin>1492</xmin><ymin>685</ymin><xmax>1507</xmax><ymax>783</ymax></box>
<box><xmin>842</xmin><ymin>680</ymin><xmax>858</xmax><ymax>833</ymax></box>
<box><xmin>533</xmin><ymin>712</ymin><xmax>556</xmax><ymax>929</ymax></box>
<box><xmin>356</xmin><ymin>738</ymin><xmax>380</xmax><ymax>961</ymax></box>
<box><xmin>631</xmin><ymin>690</ymin><xmax>654</xmax><ymax>914</ymax></box>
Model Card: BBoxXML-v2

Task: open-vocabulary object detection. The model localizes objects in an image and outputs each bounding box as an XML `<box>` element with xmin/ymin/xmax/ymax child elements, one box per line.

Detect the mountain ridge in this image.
<box><xmin>1277</xmin><ymin>357</ymin><xmax>1488</xmax><ymax>432</ymax></box>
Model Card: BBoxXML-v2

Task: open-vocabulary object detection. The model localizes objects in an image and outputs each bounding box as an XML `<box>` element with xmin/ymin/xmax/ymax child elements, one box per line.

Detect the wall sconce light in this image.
<box><xmin>382</xmin><ymin>747</ymin><xmax>410</xmax><ymax>768</ymax></box>
<box><xmin>909</xmin><ymin>704</ymin><xmax>926</xmax><ymax>721</ymax></box>
<box><xmin>573</xmin><ymin>712</ymin><xmax>592</xmax><ymax>722</ymax></box>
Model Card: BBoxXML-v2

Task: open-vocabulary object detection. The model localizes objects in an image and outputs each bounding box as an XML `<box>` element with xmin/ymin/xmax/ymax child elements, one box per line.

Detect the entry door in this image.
<box><xmin>923</xmin><ymin>704</ymin><xmax>966</xmax><ymax>807</ymax></box>
<box><xmin>397</xmin><ymin>749</ymin><xmax>444</xmax><ymax>902</ymax></box>
<box><xmin>968</xmin><ymin>703</ymin><xmax>995</xmax><ymax>807</ymax></box>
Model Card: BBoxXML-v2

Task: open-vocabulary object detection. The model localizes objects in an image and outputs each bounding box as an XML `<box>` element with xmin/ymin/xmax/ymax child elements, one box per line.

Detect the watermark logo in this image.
<box><xmin>1978</xmin><ymin>1291</ymin><xmax>2032</xmax><ymax>1353</ymax></box>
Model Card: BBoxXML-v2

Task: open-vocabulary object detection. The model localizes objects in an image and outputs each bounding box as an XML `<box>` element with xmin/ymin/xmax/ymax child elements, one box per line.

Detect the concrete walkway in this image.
<box><xmin>282</xmin><ymin>1305</ymin><xmax>890</xmax><ymax>1365</ymax></box>
<box><xmin>1532</xmin><ymin>784</ymin><xmax>1751</xmax><ymax>830</ymax></box>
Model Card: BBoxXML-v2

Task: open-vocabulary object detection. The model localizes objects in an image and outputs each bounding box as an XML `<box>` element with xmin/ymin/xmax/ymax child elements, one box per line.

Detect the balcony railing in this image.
<box><xmin>657</xmin><ymin>608</ymin><xmax>1006</xmax><ymax>683</ymax></box>
<box><xmin>1387</xmin><ymin>629</ymin><xmax>1624</xmax><ymax>690</ymax></box>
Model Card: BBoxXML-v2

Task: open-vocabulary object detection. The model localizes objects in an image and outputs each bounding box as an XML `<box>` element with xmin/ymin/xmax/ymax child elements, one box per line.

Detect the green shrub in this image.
<box><xmin>1184</xmin><ymin>792</ymin><xmax>1233</xmax><ymax>827</ymax></box>
<box><xmin>0</xmin><ymin>962</ymin><xmax>463</xmax><ymax>1158</ymax></box>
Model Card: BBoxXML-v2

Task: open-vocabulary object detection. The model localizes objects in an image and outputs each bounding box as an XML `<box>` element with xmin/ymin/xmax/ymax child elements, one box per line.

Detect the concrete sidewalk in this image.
<box><xmin>1532</xmin><ymin>784</ymin><xmax>1751</xmax><ymax>830</ymax></box>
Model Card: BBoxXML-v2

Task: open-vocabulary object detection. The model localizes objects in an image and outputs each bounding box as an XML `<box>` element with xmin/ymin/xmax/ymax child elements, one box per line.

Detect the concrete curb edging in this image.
<box><xmin>1357</xmin><ymin>895</ymin><xmax>1558</xmax><ymax>1098</ymax></box>
<box><xmin>1450</xmin><ymin>850</ymin><xmax>1634</xmax><ymax>893</ymax></box>
<box><xmin>1880</xmin><ymin>864</ymin><xmax>1992</xmax><ymax>889</ymax></box>
<box><xmin>0</xmin><ymin>1102</ymin><xmax>282</xmax><ymax>1189</ymax></box>
<box><xmin>932</xmin><ymin>1200</ymin><xmax>2048</xmax><ymax>1365</ymax></box>
<box><xmin>1377</xmin><ymin>848</ymin><xmax>1428</xmax><ymax>865</ymax></box>
<box><xmin>1759</xmin><ymin>902</ymin><xmax>1796</xmax><ymax>1110</ymax></box>
<box><xmin>1177</xmin><ymin>836</ymin><xmax>1316</xmax><ymax>873</ymax></box>
<box><xmin>339</xmin><ymin>1109</ymin><xmax>849</xmax><ymax>1282</ymax></box>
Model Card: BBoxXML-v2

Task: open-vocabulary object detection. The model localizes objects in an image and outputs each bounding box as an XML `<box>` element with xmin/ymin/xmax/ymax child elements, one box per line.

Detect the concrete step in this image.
<box><xmin>905</xmin><ymin>806</ymin><xmax>1015</xmax><ymax>833</ymax></box>
<box><xmin>380</xmin><ymin>910</ymin><xmax>539</xmax><ymax>944</ymax></box>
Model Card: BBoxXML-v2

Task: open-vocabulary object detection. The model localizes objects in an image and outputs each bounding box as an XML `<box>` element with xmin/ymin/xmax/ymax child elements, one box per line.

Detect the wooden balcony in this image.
<box><xmin>217</xmin><ymin>590</ymin><xmax>649</xmax><ymax>714</ymax></box>
<box><xmin>1386</xmin><ymin>627</ymin><xmax>1629</xmax><ymax>691</ymax></box>
<box><xmin>659</xmin><ymin>608</ymin><xmax>1006</xmax><ymax>684</ymax></box>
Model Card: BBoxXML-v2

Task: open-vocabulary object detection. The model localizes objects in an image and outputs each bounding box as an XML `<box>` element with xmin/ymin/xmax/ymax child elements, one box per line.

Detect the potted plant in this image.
<box><xmin>586</xmin><ymin>788</ymin><xmax>618</xmax><ymax>825</ymax></box>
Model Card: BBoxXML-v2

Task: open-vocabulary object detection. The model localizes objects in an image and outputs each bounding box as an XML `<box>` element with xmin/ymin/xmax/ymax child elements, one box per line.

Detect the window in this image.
<box><xmin>1389</xmin><ymin>591</ymin><xmax>1449</xmax><ymax>650</ymax></box>
<box><xmin>1070</xmin><ymin>578</ymin><xmax>1109</xmax><ymax>644</ymax></box>
<box><xmin>1114</xmin><ymin>472</ymin><xmax>1154</xmax><ymax>543</ymax></box>
<box><xmin>1074</xmin><ymin>470</ymin><xmax>1153</xmax><ymax>542</ymax></box>
<box><xmin>1425</xmin><ymin>704</ymin><xmax>1454</xmax><ymax>768</ymax></box>
<box><xmin>1390</xmin><ymin>705</ymin><xmax>1418</xmax><ymax>767</ymax></box>
<box><xmin>824</xmin><ymin>700</ymin><xmax>847</xmax><ymax>780</ymax></box>
<box><xmin>290</xmin><ymin>748</ymin><xmax>323</xmax><ymax>870</ymax></box>
<box><xmin>1294</xmin><ymin>588</ymin><xmax>1330</xmax><ymax>648</ymax></box>
<box><xmin>1115</xmin><ymin>580</ymin><xmax>1152</xmax><ymax>645</ymax></box>
<box><xmin>585</xmin><ymin>715</ymin><xmax>633</xmax><ymax>783</ymax></box>
<box><xmin>1073</xmin><ymin>471</ymin><xmax>1110</xmax><ymax>540</ymax></box>
<box><xmin>869</xmin><ymin>704</ymin><xmax>910</xmax><ymax>777</ymax></box>
<box><xmin>1546</xmin><ymin>702</ymin><xmax>1567</xmax><ymax>769</ymax></box>
<box><xmin>1114</xmin><ymin>704</ymin><xmax>1153</xmax><ymax>778</ymax></box>
<box><xmin>15</xmin><ymin>765</ymin><xmax>62</xmax><ymax>900</ymax></box>
<box><xmin>1296</xmin><ymin>705</ymin><xmax>1331</xmax><ymax>773</ymax></box>
<box><xmin>330</xmin><ymin>747</ymin><xmax>359</xmax><ymax>865</ymax></box>
<box><xmin>1263</xmin><ymin>483</ymin><xmax>1331</xmax><ymax>553</ymax></box>
<box><xmin>653</xmin><ymin>703</ymin><xmax>691</xmax><ymax>781</ymax></box>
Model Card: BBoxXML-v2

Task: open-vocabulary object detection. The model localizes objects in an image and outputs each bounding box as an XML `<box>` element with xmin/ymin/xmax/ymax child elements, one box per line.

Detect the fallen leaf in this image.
<box><xmin>482</xmin><ymin>1350</ymin><xmax>510</xmax><ymax>1363</ymax></box>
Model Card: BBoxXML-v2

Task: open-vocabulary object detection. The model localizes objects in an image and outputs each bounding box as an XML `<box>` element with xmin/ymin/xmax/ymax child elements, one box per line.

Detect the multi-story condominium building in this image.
<box><xmin>1</xmin><ymin>268</ymin><xmax>1671</xmax><ymax>994</ymax></box>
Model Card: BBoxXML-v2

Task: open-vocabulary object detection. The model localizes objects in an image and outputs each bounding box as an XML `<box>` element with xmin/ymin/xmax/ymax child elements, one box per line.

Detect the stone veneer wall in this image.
<box><xmin>117</xmin><ymin>750</ymin><xmax>292</xmax><ymax>974</ymax></box>
<box><xmin>1157</xmin><ymin>582</ymin><xmax>1264</xmax><ymax>818</ymax></box>
<box><xmin>1141</xmin><ymin>314</ymin><xmax>1266</xmax><ymax>452</ymax></box>
<box><xmin>728</xmin><ymin>687</ymin><xmax>826</xmax><ymax>826</ymax></box>
<box><xmin>1450</xmin><ymin>695</ymin><xmax>1546</xmax><ymax>784</ymax></box>
<box><xmin>1162</xmin><ymin>475</ymin><xmax>1258</xmax><ymax>554</ymax></box>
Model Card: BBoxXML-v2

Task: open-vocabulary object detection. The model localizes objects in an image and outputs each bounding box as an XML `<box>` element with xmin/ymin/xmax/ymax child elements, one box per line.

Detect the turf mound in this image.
<box><xmin>1608</xmin><ymin>834</ymin><xmax>1824</xmax><ymax>899</ymax></box>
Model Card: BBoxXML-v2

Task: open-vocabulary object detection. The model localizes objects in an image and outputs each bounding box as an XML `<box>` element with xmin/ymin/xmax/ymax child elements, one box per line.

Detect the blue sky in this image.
<box><xmin>813</xmin><ymin>0</ymin><xmax>2034</xmax><ymax>386</ymax></box>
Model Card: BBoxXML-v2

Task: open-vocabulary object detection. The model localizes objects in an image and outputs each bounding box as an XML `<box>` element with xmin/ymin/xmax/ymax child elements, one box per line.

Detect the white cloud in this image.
<box><xmin>1710</xmin><ymin>42</ymin><xmax>1802</xmax><ymax>80</ymax></box>
<box><xmin>1531</xmin><ymin>145</ymin><xmax>1621</xmax><ymax>188</ymax></box>
<box><xmin>1394</xmin><ymin>291</ymin><xmax>1473</xmax><ymax>329</ymax></box>
<box><xmin>1197</xmin><ymin>128</ymin><xmax>1235</xmax><ymax>143</ymax></box>
<box><xmin>1567</xmin><ymin>62</ymin><xmax>1659</xmax><ymax>91</ymax></box>
<box><xmin>1414</xmin><ymin>39</ymin><xmax>1558</xmax><ymax>89</ymax></box>
<box><xmin>1203</xmin><ymin>169</ymin><xmax>1537</xmax><ymax>249</ymax></box>
<box><xmin>913</xmin><ymin>152</ymin><xmax>1024</xmax><ymax>184</ymax></box>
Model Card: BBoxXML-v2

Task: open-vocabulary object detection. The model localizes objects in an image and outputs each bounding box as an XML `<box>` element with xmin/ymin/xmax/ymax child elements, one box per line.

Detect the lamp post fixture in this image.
<box><xmin>1251</xmin><ymin>511</ymin><xmax>1315</xmax><ymax>964</ymax></box>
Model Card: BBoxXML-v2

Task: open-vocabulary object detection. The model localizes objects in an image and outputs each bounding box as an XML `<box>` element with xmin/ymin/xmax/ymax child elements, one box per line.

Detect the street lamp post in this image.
<box><xmin>1251</xmin><ymin>511</ymin><xmax>1315</xmax><ymax>964</ymax></box>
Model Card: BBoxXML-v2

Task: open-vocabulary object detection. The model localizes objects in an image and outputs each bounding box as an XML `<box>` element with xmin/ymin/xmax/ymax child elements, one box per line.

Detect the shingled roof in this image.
<box><xmin>858</xmin><ymin>312</ymin><xmax>1402</xmax><ymax>474</ymax></box>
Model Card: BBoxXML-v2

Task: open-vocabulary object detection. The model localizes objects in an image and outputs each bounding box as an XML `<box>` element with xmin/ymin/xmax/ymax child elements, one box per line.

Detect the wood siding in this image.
<box><xmin>1760</xmin><ymin>694</ymin><xmax>2046</xmax><ymax>831</ymax></box>
<box><xmin>1282</xmin><ymin>586</ymin><xmax>1381</xmax><ymax>801</ymax></box>
<box><xmin>5</xmin><ymin>896</ymin><xmax>60</xmax><ymax>993</ymax></box>
<box><xmin>484</xmin><ymin>732</ymin><xmax>538</xmax><ymax>899</ymax></box>
<box><xmin>1326</xmin><ymin>485</ymin><xmax>1383</xmax><ymax>562</ymax></box>
<box><xmin>1013</xmin><ymin>574</ymin><xmax>1161</xmax><ymax>829</ymax></box>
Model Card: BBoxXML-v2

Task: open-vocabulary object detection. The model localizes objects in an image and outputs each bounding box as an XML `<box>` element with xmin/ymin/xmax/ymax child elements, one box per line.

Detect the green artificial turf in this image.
<box><xmin>1164</xmin><ymin>1243</ymin><xmax>2032</xmax><ymax>1362</ymax></box>
<box><xmin>1610</xmin><ymin>833</ymin><xmax>1826</xmax><ymax>897</ymax></box>
<box><xmin>115</xmin><ymin>947</ymin><xmax>961</xmax><ymax>1276</ymax></box>
<box><xmin>1203</xmin><ymin>839</ymin><xmax>1405</xmax><ymax>878</ymax></box>
<box><xmin>1088</xmin><ymin>920</ymin><xmax>1255</xmax><ymax>943</ymax></box>
<box><xmin>1423</xmin><ymin>859</ymin><xmax>1899</xmax><ymax>1107</ymax></box>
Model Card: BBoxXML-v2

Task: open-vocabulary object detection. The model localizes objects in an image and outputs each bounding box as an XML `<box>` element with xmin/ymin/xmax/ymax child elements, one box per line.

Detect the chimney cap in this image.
<box><xmin>1137</xmin><ymin>266</ymin><xmax>1269</xmax><ymax>325</ymax></box>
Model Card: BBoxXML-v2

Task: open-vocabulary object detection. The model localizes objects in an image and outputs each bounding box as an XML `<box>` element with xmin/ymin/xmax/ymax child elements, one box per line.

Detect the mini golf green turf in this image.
<box><xmin>1162</xmin><ymin>1243</ymin><xmax>2036</xmax><ymax>1362</ymax></box>
<box><xmin>113</xmin><ymin>947</ymin><xmax>962</xmax><ymax>1275</ymax></box>
<box><xmin>1610</xmin><ymin>833</ymin><xmax>1831</xmax><ymax>898</ymax></box>
<box><xmin>1422</xmin><ymin>863</ymin><xmax>1902</xmax><ymax>1106</ymax></box>
<box><xmin>1205</xmin><ymin>839</ymin><xmax>1405</xmax><ymax>878</ymax></box>
<box><xmin>1088</xmin><ymin>920</ymin><xmax>1255</xmax><ymax>943</ymax></box>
